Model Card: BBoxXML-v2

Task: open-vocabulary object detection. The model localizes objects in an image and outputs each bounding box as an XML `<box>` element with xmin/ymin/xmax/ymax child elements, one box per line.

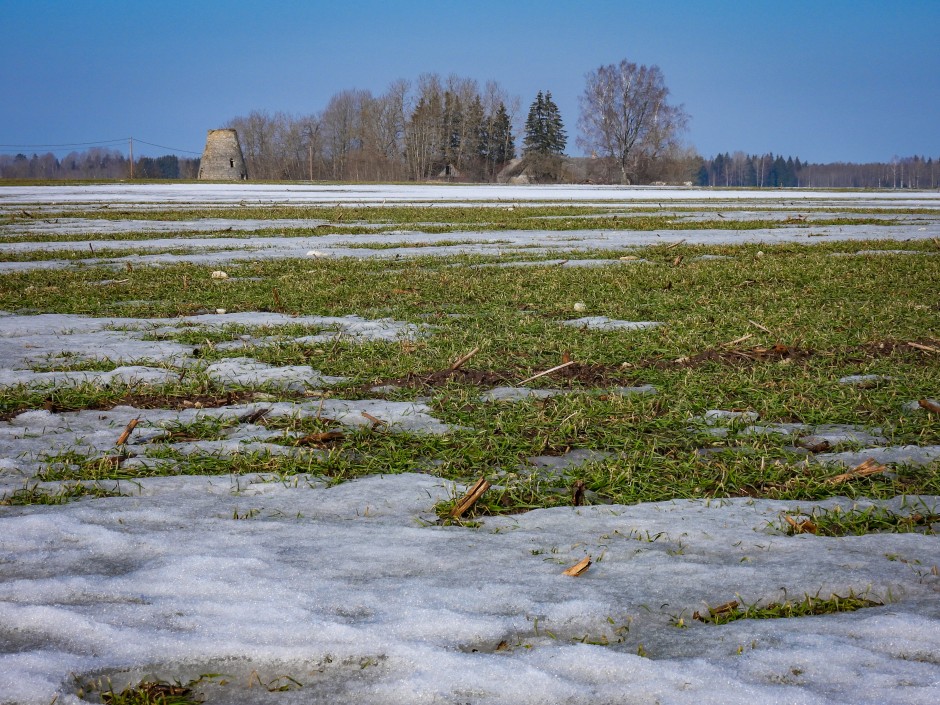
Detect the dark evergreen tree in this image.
<box><xmin>543</xmin><ymin>91</ymin><xmax>566</xmax><ymax>155</ymax></box>
<box><xmin>523</xmin><ymin>91</ymin><xmax>566</xmax><ymax>156</ymax></box>
<box><xmin>489</xmin><ymin>102</ymin><xmax>515</xmax><ymax>164</ymax></box>
<box><xmin>523</xmin><ymin>91</ymin><xmax>547</xmax><ymax>155</ymax></box>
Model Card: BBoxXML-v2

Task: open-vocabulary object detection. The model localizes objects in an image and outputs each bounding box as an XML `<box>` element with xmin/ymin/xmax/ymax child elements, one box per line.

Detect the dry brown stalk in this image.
<box><xmin>238</xmin><ymin>407</ymin><xmax>270</xmax><ymax>424</ymax></box>
<box><xmin>672</xmin><ymin>255</ymin><xmax>684</xmax><ymax>266</ymax></box>
<box><xmin>918</xmin><ymin>399</ymin><xmax>940</xmax><ymax>414</ymax></box>
<box><xmin>722</xmin><ymin>333</ymin><xmax>753</xmax><ymax>347</ymax></box>
<box><xmin>115</xmin><ymin>418</ymin><xmax>139</xmax><ymax>446</ymax></box>
<box><xmin>295</xmin><ymin>431</ymin><xmax>345</xmax><ymax>446</ymax></box>
<box><xmin>908</xmin><ymin>342</ymin><xmax>940</xmax><ymax>354</ymax></box>
<box><xmin>518</xmin><ymin>360</ymin><xmax>577</xmax><ymax>386</ymax></box>
<box><xmin>449</xmin><ymin>347</ymin><xmax>480</xmax><ymax>371</ymax></box>
<box><xmin>784</xmin><ymin>515</ymin><xmax>818</xmax><ymax>534</ymax></box>
<box><xmin>361</xmin><ymin>411</ymin><xmax>385</xmax><ymax>427</ymax></box>
<box><xmin>827</xmin><ymin>457</ymin><xmax>888</xmax><ymax>484</ymax></box>
<box><xmin>562</xmin><ymin>556</ymin><xmax>592</xmax><ymax>577</ymax></box>
<box><xmin>748</xmin><ymin>319</ymin><xmax>774</xmax><ymax>334</ymax></box>
<box><xmin>572</xmin><ymin>480</ymin><xmax>586</xmax><ymax>506</ymax></box>
<box><xmin>693</xmin><ymin>600</ymin><xmax>739</xmax><ymax>622</ymax></box>
<box><xmin>450</xmin><ymin>477</ymin><xmax>490</xmax><ymax>518</ymax></box>
<box><xmin>664</xmin><ymin>239</ymin><xmax>687</xmax><ymax>250</ymax></box>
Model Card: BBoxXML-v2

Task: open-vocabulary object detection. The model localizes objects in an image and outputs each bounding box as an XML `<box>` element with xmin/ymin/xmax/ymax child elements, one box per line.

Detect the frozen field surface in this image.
<box><xmin>3</xmin><ymin>183</ymin><xmax>940</xmax><ymax>208</ymax></box>
<box><xmin>1</xmin><ymin>185</ymin><xmax>939</xmax><ymax>704</ymax></box>
<box><xmin>2</xmin><ymin>474</ymin><xmax>940</xmax><ymax>705</ymax></box>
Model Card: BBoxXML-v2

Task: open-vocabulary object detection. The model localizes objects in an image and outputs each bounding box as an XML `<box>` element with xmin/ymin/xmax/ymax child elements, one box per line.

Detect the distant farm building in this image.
<box><xmin>198</xmin><ymin>129</ymin><xmax>248</xmax><ymax>180</ymax></box>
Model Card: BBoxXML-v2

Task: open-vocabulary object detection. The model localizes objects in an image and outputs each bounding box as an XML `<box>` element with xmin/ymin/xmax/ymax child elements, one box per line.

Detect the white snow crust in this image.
<box><xmin>1</xmin><ymin>474</ymin><xmax>939</xmax><ymax>704</ymax></box>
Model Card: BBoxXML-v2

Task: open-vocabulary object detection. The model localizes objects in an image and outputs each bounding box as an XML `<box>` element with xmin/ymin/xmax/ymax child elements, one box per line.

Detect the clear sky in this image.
<box><xmin>2</xmin><ymin>0</ymin><xmax>938</xmax><ymax>163</ymax></box>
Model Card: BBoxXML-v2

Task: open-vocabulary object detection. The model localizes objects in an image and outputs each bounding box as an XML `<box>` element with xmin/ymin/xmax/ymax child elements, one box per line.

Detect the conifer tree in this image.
<box><xmin>489</xmin><ymin>102</ymin><xmax>516</xmax><ymax>164</ymax></box>
<box><xmin>523</xmin><ymin>91</ymin><xmax>565</xmax><ymax>156</ymax></box>
<box><xmin>543</xmin><ymin>92</ymin><xmax>567</xmax><ymax>155</ymax></box>
<box><xmin>523</xmin><ymin>91</ymin><xmax>547</xmax><ymax>155</ymax></box>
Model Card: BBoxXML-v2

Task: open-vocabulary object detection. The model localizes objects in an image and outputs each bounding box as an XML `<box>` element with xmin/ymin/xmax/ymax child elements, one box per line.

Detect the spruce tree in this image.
<box><xmin>543</xmin><ymin>92</ymin><xmax>566</xmax><ymax>155</ymax></box>
<box><xmin>523</xmin><ymin>91</ymin><xmax>565</xmax><ymax>156</ymax></box>
<box><xmin>490</xmin><ymin>102</ymin><xmax>515</xmax><ymax>164</ymax></box>
<box><xmin>523</xmin><ymin>91</ymin><xmax>546</xmax><ymax>155</ymax></box>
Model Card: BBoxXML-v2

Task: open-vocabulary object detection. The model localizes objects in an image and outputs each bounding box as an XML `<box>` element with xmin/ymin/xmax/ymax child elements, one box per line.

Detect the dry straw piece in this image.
<box><xmin>115</xmin><ymin>418</ymin><xmax>139</xmax><ymax>446</ymax></box>
<box><xmin>450</xmin><ymin>477</ymin><xmax>490</xmax><ymax>518</ymax></box>
<box><xmin>562</xmin><ymin>556</ymin><xmax>592</xmax><ymax>577</ymax></box>
<box><xmin>827</xmin><ymin>458</ymin><xmax>888</xmax><ymax>484</ymax></box>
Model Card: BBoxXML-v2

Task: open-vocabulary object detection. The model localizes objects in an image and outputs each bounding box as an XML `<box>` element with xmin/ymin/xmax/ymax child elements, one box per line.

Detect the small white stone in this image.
<box><xmin>756</xmin><ymin>251</ymin><xmax>765</xmax><ymax>257</ymax></box>
<box><xmin>306</xmin><ymin>250</ymin><xmax>327</xmax><ymax>257</ymax></box>
<box><xmin>215</xmin><ymin>308</ymin><xmax>227</xmax><ymax>315</ymax></box>
<box><xmin>573</xmin><ymin>302</ymin><xmax>588</xmax><ymax>312</ymax></box>
<box><xmin>210</xmin><ymin>270</ymin><xmax>228</xmax><ymax>279</ymax></box>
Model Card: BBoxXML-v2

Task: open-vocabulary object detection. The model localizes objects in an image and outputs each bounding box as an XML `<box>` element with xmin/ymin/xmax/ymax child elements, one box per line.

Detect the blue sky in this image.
<box><xmin>2</xmin><ymin>0</ymin><xmax>938</xmax><ymax>163</ymax></box>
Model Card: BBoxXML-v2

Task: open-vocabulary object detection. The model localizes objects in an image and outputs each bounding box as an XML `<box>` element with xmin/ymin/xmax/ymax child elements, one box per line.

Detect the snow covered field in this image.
<box><xmin>3</xmin><ymin>183</ymin><xmax>940</xmax><ymax>208</ymax></box>
<box><xmin>1</xmin><ymin>185</ymin><xmax>939</xmax><ymax>704</ymax></box>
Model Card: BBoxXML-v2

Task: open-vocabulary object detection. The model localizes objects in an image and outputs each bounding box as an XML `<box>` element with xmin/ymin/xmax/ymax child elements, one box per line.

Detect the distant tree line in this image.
<box><xmin>695</xmin><ymin>152</ymin><xmax>940</xmax><ymax>189</ymax></box>
<box><xmin>0</xmin><ymin>149</ymin><xmax>199</xmax><ymax>180</ymax></box>
<box><xmin>4</xmin><ymin>60</ymin><xmax>937</xmax><ymax>188</ymax></box>
<box><xmin>225</xmin><ymin>74</ymin><xmax>518</xmax><ymax>182</ymax></box>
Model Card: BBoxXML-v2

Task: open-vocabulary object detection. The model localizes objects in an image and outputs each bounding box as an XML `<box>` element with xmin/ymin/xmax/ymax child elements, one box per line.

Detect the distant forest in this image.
<box><xmin>694</xmin><ymin>152</ymin><xmax>939</xmax><ymax>189</ymax></box>
<box><xmin>0</xmin><ymin>149</ymin><xmax>199</xmax><ymax>181</ymax></box>
<box><xmin>2</xmin><ymin>68</ymin><xmax>937</xmax><ymax>188</ymax></box>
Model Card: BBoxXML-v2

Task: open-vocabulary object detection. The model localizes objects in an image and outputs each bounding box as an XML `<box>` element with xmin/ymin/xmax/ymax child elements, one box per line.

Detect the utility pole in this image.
<box><xmin>129</xmin><ymin>137</ymin><xmax>134</xmax><ymax>179</ymax></box>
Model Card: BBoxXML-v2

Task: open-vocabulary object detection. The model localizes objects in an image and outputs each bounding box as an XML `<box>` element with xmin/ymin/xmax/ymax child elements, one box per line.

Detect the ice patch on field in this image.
<box><xmin>481</xmin><ymin>385</ymin><xmax>656</xmax><ymax>403</ymax></box>
<box><xmin>812</xmin><ymin>445</ymin><xmax>940</xmax><ymax>468</ymax></box>
<box><xmin>205</xmin><ymin>357</ymin><xmax>346</xmax><ymax>391</ymax></box>
<box><xmin>0</xmin><ymin>365</ymin><xmax>177</xmax><ymax>389</ymax></box>
<box><xmin>0</xmin><ymin>473</ymin><xmax>939</xmax><ymax>704</ymax></box>
<box><xmin>0</xmin><ymin>312</ymin><xmax>421</xmax><ymax>369</ymax></box>
<box><xmin>838</xmin><ymin>374</ymin><xmax>893</xmax><ymax>386</ymax></box>
<box><xmin>560</xmin><ymin>316</ymin><xmax>663</xmax><ymax>331</ymax></box>
<box><xmin>692</xmin><ymin>412</ymin><xmax>891</xmax><ymax>450</ymax></box>
<box><xmin>0</xmin><ymin>400</ymin><xmax>456</xmax><ymax>481</ymax></box>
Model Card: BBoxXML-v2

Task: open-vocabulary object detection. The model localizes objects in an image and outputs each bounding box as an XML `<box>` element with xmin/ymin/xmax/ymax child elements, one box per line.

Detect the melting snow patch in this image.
<box><xmin>0</xmin><ymin>475</ymin><xmax>939</xmax><ymax>704</ymax></box>
<box><xmin>481</xmin><ymin>386</ymin><xmax>656</xmax><ymax>403</ymax></box>
<box><xmin>523</xmin><ymin>449</ymin><xmax>614</xmax><ymax>479</ymax></box>
<box><xmin>0</xmin><ymin>365</ymin><xmax>177</xmax><ymax>389</ymax></box>
<box><xmin>205</xmin><ymin>357</ymin><xmax>346</xmax><ymax>391</ymax></box>
<box><xmin>699</xmin><ymin>410</ymin><xmax>761</xmax><ymax>425</ymax></box>
<box><xmin>560</xmin><ymin>317</ymin><xmax>663</xmax><ymax>331</ymax></box>
<box><xmin>0</xmin><ymin>312</ymin><xmax>422</xmax><ymax>369</ymax></box>
<box><xmin>838</xmin><ymin>374</ymin><xmax>893</xmax><ymax>386</ymax></box>
<box><xmin>0</xmin><ymin>400</ymin><xmax>456</xmax><ymax>483</ymax></box>
<box><xmin>812</xmin><ymin>445</ymin><xmax>940</xmax><ymax>468</ymax></box>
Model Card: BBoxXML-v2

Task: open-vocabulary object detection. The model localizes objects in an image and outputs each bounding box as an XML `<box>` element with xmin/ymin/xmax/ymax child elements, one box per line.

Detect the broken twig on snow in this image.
<box><xmin>451</xmin><ymin>477</ymin><xmax>490</xmax><ymax>518</ymax></box>
<box><xmin>115</xmin><ymin>418</ymin><xmax>139</xmax><ymax>446</ymax></box>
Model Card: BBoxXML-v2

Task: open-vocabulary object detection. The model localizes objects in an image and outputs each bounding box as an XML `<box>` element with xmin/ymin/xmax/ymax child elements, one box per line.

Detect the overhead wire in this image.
<box><xmin>0</xmin><ymin>137</ymin><xmax>201</xmax><ymax>156</ymax></box>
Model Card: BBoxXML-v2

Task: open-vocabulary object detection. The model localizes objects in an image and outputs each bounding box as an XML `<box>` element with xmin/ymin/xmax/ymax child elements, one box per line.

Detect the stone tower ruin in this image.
<box><xmin>198</xmin><ymin>129</ymin><xmax>248</xmax><ymax>180</ymax></box>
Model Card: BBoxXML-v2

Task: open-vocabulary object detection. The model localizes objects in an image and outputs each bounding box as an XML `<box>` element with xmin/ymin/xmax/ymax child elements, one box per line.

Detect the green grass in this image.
<box><xmin>1</xmin><ymin>222</ymin><xmax>938</xmax><ymax>510</ymax></box>
<box><xmin>0</xmin><ymin>481</ymin><xmax>126</xmax><ymax>506</ymax></box>
<box><xmin>782</xmin><ymin>502</ymin><xmax>940</xmax><ymax>536</ymax></box>
<box><xmin>688</xmin><ymin>591</ymin><xmax>884</xmax><ymax>625</ymax></box>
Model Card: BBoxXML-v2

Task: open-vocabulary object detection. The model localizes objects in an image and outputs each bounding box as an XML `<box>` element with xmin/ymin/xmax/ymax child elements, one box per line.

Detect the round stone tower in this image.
<box><xmin>198</xmin><ymin>129</ymin><xmax>248</xmax><ymax>180</ymax></box>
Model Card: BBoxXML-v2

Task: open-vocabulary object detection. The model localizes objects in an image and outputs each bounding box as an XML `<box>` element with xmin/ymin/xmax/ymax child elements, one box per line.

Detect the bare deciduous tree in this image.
<box><xmin>578</xmin><ymin>60</ymin><xmax>688</xmax><ymax>184</ymax></box>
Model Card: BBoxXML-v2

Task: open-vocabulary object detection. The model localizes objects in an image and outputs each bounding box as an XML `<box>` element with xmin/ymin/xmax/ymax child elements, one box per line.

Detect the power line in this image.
<box><xmin>0</xmin><ymin>137</ymin><xmax>202</xmax><ymax>156</ymax></box>
<box><xmin>133</xmin><ymin>139</ymin><xmax>202</xmax><ymax>155</ymax></box>
<box><xmin>0</xmin><ymin>139</ymin><xmax>129</xmax><ymax>148</ymax></box>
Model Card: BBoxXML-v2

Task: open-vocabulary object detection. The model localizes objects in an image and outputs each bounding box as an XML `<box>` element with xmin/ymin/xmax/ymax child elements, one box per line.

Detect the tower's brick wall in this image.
<box><xmin>198</xmin><ymin>129</ymin><xmax>248</xmax><ymax>180</ymax></box>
